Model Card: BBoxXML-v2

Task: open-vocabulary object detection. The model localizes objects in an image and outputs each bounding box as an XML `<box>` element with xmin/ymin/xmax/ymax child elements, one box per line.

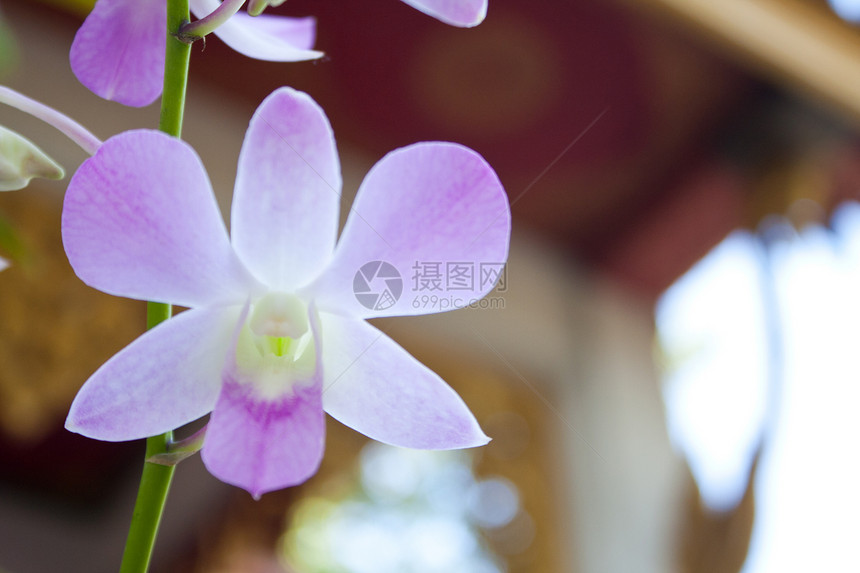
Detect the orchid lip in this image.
<box><xmin>233</xmin><ymin>292</ymin><xmax>317</xmax><ymax>401</ymax></box>
<box><xmin>249</xmin><ymin>291</ymin><xmax>308</xmax><ymax>338</ymax></box>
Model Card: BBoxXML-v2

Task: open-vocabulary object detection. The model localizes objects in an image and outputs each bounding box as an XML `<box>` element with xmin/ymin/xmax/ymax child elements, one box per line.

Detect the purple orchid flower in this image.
<box><xmin>62</xmin><ymin>87</ymin><xmax>510</xmax><ymax>497</ymax></box>
<box><xmin>70</xmin><ymin>0</ymin><xmax>321</xmax><ymax>107</ymax></box>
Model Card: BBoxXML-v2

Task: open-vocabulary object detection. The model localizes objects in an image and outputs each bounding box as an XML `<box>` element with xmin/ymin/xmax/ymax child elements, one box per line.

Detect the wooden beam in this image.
<box><xmin>623</xmin><ymin>0</ymin><xmax>860</xmax><ymax>124</ymax></box>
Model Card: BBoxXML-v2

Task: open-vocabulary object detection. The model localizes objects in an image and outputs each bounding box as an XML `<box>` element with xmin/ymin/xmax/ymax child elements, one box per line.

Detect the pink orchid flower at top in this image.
<box><xmin>71</xmin><ymin>0</ymin><xmax>322</xmax><ymax>107</ymax></box>
<box><xmin>62</xmin><ymin>87</ymin><xmax>510</xmax><ymax>497</ymax></box>
<box><xmin>72</xmin><ymin>0</ymin><xmax>487</xmax><ymax>108</ymax></box>
<box><xmin>246</xmin><ymin>0</ymin><xmax>488</xmax><ymax>27</ymax></box>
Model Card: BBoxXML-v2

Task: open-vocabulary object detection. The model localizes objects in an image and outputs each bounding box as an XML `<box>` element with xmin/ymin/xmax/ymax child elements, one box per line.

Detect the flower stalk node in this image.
<box><xmin>146</xmin><ymin>425</ymin><xmax>207</xmax><ymax>466</ymax></box>
<box><xmin>174</xmin><ymin>20</ymin><xmax>201</xmax><ymax>45</ymax></box>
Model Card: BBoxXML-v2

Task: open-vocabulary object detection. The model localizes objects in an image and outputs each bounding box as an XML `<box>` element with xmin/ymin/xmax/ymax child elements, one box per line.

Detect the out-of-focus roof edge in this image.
<box><xmin>620</xmin><ymin>0</ymin><xmax>860</xmax><ymax>126</ymax></box>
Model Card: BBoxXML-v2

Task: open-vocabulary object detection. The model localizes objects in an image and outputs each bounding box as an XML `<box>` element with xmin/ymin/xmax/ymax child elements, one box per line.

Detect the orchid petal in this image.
<box><xmin>400</xmin><ymin>0</ymin><xmax>488</xmax><ymax>27</ymax></box>
<box><xmin>190</xmin><ymin>0</ymin><xmax>322</xmax><ymax>61</ymax></box>
<box><xmin>321</xmin><ymin>313</ymin><xmax>489</xmax><ymax>449</ymax></box>
<box><xmin>62</xmin><ymin>130</ymin><xmax>259</xmax><ymax>308</ymax></box>
<box><xmin>307</xmin><ymin>142</ymin><xmax>510</xmax><ymax>318</ymax></box>
<box><xmin>70</xmin><ymin>0</ymin><xmax>165</xmax><ymax>107</ymax></box>
<box><xmin>203</xmin><ymin>379</ymin><xmax>324</xmax><ymax>498</ymax></box>
<box><xmin>66</xmin><ymin>306</ymin><xmax>241</xmax><ymax>441</ymax></box>
<box><xmin>232</xmin><ymin>87</ymin><xmax>342</xmax><ymax>290</ymax></box>
<box><xmin>203</xmin><ymin>307</ymin><xmax>325</xmax><ymax>497</ymax></box>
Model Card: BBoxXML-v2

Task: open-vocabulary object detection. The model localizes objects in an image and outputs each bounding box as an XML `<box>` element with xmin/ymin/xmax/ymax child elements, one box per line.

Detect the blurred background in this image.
<box><xmin>2</xmin><ymin>0</ymin><xmax>860</xmax><ymax>571</ymax></box>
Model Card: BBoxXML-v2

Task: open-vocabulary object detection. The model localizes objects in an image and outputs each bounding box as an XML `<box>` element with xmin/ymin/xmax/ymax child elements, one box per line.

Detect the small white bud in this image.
<box><xmin>0</xmin><ymin>125</ymin><xmax>64</xmax><ymax>191</ymax></box>
<box><xmin>247</xmin><ymin>0</ymin><xmax>287</xmax><ymax>17</ymax></box>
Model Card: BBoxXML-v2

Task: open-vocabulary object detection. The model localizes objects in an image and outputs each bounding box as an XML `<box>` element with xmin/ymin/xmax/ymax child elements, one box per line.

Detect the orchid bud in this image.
<box><xmin>247</xmin><ymin>0</ymin><xmax>288</xmax><ymax>17</ymax></box>
<box><xmin>0</xmin><ymin>125</ymin><xmax>64</xmax><ymax>191</ymax></box>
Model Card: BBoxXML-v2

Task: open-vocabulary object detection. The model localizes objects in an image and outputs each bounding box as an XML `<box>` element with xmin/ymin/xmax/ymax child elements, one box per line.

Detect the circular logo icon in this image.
<box><xmin>353</xmin><ymin>261</ymin><xmax>403</xmax><ymax>311</ymax></box>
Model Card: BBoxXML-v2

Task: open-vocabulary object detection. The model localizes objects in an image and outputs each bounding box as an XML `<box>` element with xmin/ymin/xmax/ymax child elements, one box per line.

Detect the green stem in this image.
<box><xmin>119</xmin><ymin>1</ymin><xmax>191</xmax><ymax>572</ymax></box>
<box><xmin>158</xmin><ymin>0</ymin><xmax>192</xmax><ymax>139</ymax></box>
<box><xmin>118</xmin><ymin>429</ymin><xmax>175</xmax><ymax>573</ymax></box>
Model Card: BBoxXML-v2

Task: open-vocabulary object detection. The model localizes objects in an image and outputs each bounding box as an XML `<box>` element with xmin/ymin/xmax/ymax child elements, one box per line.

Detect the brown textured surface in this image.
<box><xmin>0</xmin><ymin>187</ymin><xmax>143</xmax><ymax>498</ymax></box>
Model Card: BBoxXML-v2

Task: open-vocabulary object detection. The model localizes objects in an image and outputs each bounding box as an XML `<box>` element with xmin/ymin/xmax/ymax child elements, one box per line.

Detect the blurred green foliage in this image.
<box><xmin>0</xmin><ymin>7</ymin><xmax>18</xmax><ymax>78</ymax></box>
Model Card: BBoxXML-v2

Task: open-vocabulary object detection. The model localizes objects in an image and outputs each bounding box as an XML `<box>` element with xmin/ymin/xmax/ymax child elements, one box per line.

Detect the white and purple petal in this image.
<box><xmin>66</xmin><ymin>306</ymin><xmax>241</xmax><ymax>441</ymax></box>
<box><xmin>190</xmin><ymin>0</ymin><xmax>322</xmax><ymax>61</ymax></box>
<box><xmin>320</xmin><ymin>313</ymin><xmax>489</xmax><ymax>449</ymax></box>
<box><xmin>400</xmin><ymin>0</ymin><xmax>488</xmax><ymax>27</ymax></box>
<box><xmin>62</xmin><ymin>130</ymin><xmax>260</xmax><ymax>308</ymax></box>
<box><xmin>203</xmin><ymin>377</ymin><xmax>324</xmax><ymax>498</ymax></box>
<box><xmin>203</xmin><ymin>306</ymin><xmax>325</xmax><ymax>497</ymax></box>
<box><xmin>307</xmin><ymin>142</ymin><xmax>510</xmax><ymax>318</ymax></box>
<box><xmin>231</xmin><ymin>87</ymin><xmax>341</xmax><ymax>290</ymax></box>
<box><xmin>70</xmin><ymin>0</ymin><xmax>166</xmax><ymax>107</ymax></box>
